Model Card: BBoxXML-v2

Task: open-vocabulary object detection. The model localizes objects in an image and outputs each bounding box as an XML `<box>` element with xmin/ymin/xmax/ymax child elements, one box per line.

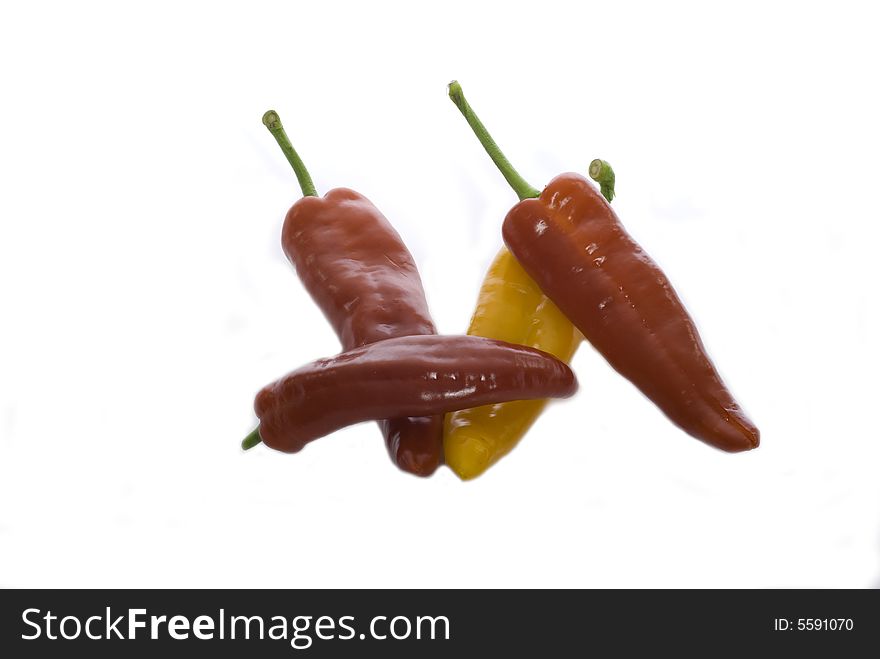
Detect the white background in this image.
<box><xmin>1</xmin><ymin>0</ymin><xmax>878</xmax><ymax>588</ymax></box>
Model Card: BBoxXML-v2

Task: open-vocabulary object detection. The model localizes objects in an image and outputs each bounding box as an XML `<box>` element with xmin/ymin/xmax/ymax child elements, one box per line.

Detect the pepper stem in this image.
<box><xmin>589</xmin><ymin>159</ymin><xmax>616</xmax><ymax>203</ymax></box>
<box><xmin>241</xmin><ymin>427</ymin><xmax>262</xmax><ymax>451</ymax></box>
<box><xmin>262</xmin><ymin>110</ymin><xmax>318</xmax><ymax>197</ymax></box>
<box><xmin>447</xmin><ymin>81</ymin><xmax>540</xmax><ymax>201</ymax></box>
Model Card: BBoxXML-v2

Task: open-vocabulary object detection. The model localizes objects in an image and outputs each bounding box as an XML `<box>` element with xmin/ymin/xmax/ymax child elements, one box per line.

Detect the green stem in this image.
<box><xmin>242</xmin><ymin>427</ymin><xmax>262</xmax><ymax>451</ymax></box>
<box><xmin>447</xmin><ymin>81</ymin><xmax>540</xmax><ymax>201</ymax></box>
<box><xmin>589</xmin><ymin>159</ymin><xmax>616</xmax><ymax>203</ymax></box>
<box><xmin>262</xmin><ymin>110</ymin><xmax>318</xmax><ymax>197</ymax></box>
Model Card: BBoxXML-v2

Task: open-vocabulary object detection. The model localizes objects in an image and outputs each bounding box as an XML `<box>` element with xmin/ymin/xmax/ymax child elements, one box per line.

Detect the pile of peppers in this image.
<box><xmin>242</xmin><ymin>83</ymin><xmax>759</xmax><ymax>480</ymax></box>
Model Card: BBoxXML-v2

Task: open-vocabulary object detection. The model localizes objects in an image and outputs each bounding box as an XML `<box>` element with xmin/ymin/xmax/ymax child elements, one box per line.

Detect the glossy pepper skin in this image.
<box><xmin>502</xmin><ymin>172</ymin><xmax>759</xmax><ymax>452</ymax></box>
<box><xmin>443</xmin><ymin>247</ymin><xmax>581</xmax><ymax>478</ymax></box>
<box><xmin>282</xmin><ymin>188</ymin><xmax>443</xmax><ymax>475</ymax></box>
<box><xmin>254</xmin><ymin>335</ymin><xmax>578</xmax><ymax>454</ymax></box>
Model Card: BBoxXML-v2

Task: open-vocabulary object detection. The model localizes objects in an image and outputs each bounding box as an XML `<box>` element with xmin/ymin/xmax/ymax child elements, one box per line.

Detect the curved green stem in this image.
<box><xmin>589</xmin><ymin>159</ymin><xmax>616</xmax><ymax>203</ymax></box>
<box><xmin>242</xmin><ymin>427</ymin><xmax>262</xmax><ymax>451</ymax></box>
<box><xmin>262</xmin><ymin>110</ymin><xmax>318</xmax><ymax>197</ymax></box>
<box><xmin>447</xmin><ymin>81</ymin><xmax>540</xmax><ymax>201</ymax></box>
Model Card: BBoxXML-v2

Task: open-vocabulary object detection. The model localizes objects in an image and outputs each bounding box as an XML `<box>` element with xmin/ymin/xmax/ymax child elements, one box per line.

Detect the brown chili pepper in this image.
<box><xmin>502</xmin><ymin>172</ymin><xmax>759</xmax><ymax>452</ymax></box>
<box><xmin>253</xmin><ymin>335</ymin><xmax>578</xmax><ymax>454</ymax></box>
<box><xmin>447</xmin><ymin>82</ymin><xmax>758</xmax><ymax>453</ymax></box>
<box><xmin>257</xmin><ymin>111</ymin><xmax>442</xmax><ymax>475</ymax></box>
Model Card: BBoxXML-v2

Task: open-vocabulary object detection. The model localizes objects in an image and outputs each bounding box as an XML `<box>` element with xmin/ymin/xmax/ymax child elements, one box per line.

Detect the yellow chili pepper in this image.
<box><xmin>444</xmin><ymin>247</ymin><xmax>581</xmax><ymax>479</ymax></box>
<box><xmin>444</xmin><ymin>81</ymin><xmax>615</xmax><ymax>479</ymax></box>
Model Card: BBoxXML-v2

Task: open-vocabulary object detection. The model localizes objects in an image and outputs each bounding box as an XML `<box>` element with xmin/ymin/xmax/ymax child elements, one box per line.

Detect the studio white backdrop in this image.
<box><xmin>1</xmin><ymin>0</ymin><xmax>878</xmax><ymax>588</ymax></box>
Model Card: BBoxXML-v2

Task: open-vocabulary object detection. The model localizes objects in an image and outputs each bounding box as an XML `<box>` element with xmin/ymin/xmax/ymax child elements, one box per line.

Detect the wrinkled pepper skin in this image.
<box><xmin>443</xmin><ymin>247</ymin><xmax>582</xmax><ymax>479</ymax></box>
<box><xmin>254</xmin><ymin>335</ymin><xmax>578</xmax><ymax>454</ymax></box>
<box><xmin>502</xmin><ymin>173</ymin><xmax>759</xmax><ymax>452</ymax></box>
<box><xmin>282</xmin><ymin>188</ymin><xmax>442</xmax><ymax>475</ymax></box>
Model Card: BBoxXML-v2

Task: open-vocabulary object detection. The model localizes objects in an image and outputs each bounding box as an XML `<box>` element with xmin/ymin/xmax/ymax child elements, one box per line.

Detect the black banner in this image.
<box><xmin>1</xmin><ymin>589</ymin><xmax>877</xmax><ymax>656</ymax></box>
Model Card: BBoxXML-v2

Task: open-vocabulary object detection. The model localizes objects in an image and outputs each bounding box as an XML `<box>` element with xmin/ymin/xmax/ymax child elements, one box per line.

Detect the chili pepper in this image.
<box><xmin>442</xmin><ymin>249</ymin><xmax>581</xmax><ymax>478</ymax></box>
<box><xmin>246</xmin><ymin>111</ymin><xmax>442</xmax><ymax>475</ymax></box>
<box><xmin>251</xmin><ymin>335</ymin><xmax>578</xmax><ymax>454</ymax></box>
<box><xmin>442</xmin><ymin>83</ymin><xmax>620</xmax><ymax>479</ymax></box>
<box><xmin>502</xmin><ymin>173</ymin><xmax>759</xmax><ymax>451</ymax></box>
<box><xmin>446</xmin><ymin>83</ymin><xmax>758</xmax><ymax>452</ymax></box>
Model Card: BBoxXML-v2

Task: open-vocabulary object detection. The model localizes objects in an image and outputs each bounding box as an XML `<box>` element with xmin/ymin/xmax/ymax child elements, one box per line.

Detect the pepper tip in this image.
<box><xmin>446</xmin><ymin>432</ymin><xmax>492</xmax><ymax>480</ymax></box>
<box><xmin>395</xmin><ymin>450</ymin><xmax>441</xmax><ymax>478</ymax></box>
